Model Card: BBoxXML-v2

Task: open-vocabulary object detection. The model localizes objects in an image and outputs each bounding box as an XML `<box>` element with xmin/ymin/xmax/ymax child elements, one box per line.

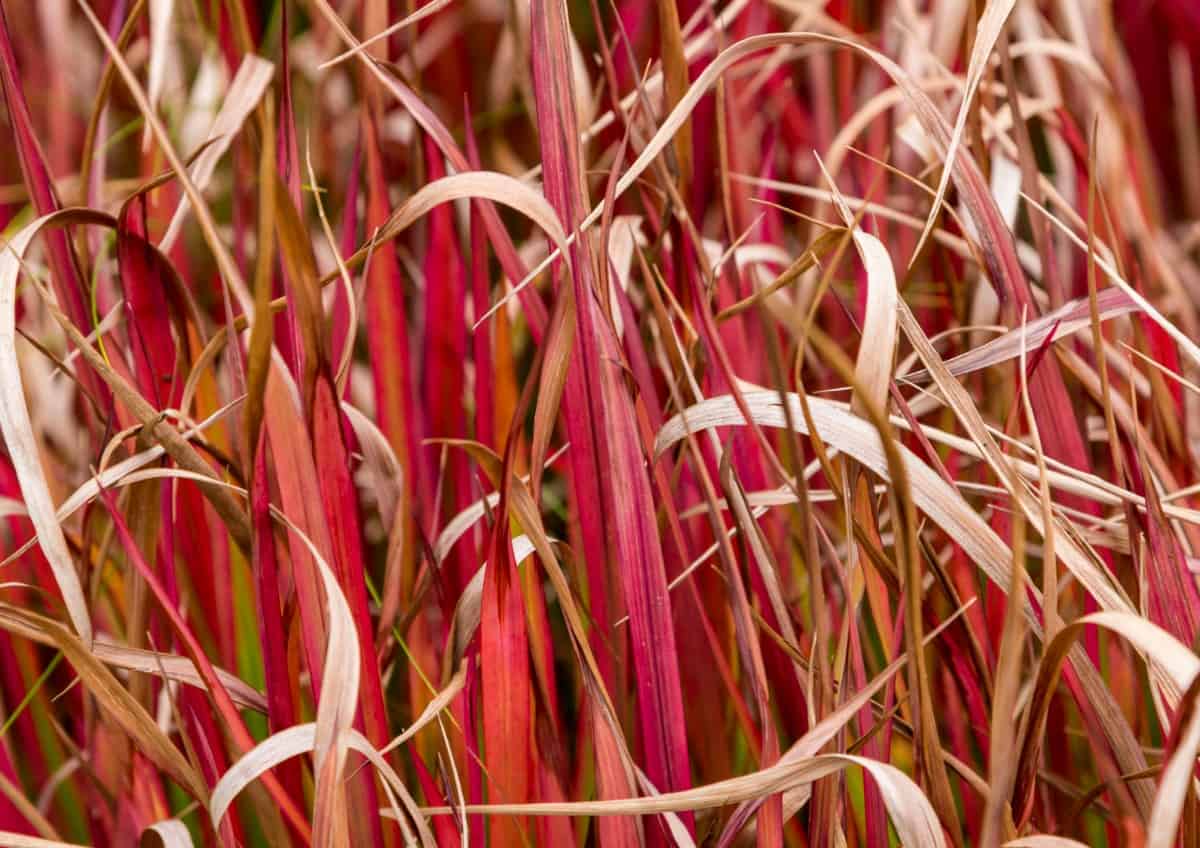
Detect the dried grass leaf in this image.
<box><xmin>141</xmin><ymin>819</ymin><xmax>193</xmax><ymax>848</ymax></box>
<box><xmin>0</xmin><ymin>834</ymin><xmax>89</xmax><ymax>848</ymax></box>
<box><xmin>0</xmin><ymin>605</ymin><xmax>207</xmax><ymax>802</ymax></box>
<box><xmin>420</xmin><ymin>753</ymin><xmax>945</xmax><ymax>847</ymax></box>
<box><xmin>913</xmin><ymin>0</ymin><xmax>1017</xmax><ymax>262</ymax></box>
<box><xmin>160</xmin><ymin>56</ymin><xmax>275</xmax><ymax>251</ymax></box>
<box><xmin>0</xmin><ymin>214</ymin><xmax>94</xmax><ymax>644</ymax></box>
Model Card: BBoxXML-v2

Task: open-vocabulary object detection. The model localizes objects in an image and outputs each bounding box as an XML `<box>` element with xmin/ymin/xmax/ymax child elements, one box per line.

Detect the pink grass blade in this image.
<box><xmin>530</xmin><ymin>2</ymin><xmax>694</xmax><ymax>841</ymax></box>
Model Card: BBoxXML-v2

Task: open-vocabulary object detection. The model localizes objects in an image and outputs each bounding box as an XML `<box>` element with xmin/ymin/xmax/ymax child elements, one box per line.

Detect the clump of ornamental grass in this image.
<box><xmin>0</xmin><ymin>0</ymin><xmax>1199</xmax><ymax>845</ymax></box>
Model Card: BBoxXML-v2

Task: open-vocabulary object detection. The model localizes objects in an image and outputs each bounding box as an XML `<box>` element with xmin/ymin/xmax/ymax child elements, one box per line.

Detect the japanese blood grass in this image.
<box><xmin>0</xmin><ymin>0</ymin><xmax>1199</xmax><ymax>845</ymax></box>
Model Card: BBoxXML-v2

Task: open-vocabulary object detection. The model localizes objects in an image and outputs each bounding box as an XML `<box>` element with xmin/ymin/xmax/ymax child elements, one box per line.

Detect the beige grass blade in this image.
<box><xmin>378</xmin><ymin>171</ymin><xmax>569</xmax><ymax>270</ymax></box>
<box><xmin>94</xmin><ymin>640</ymin><xmax>266</xmax><ymax>712</ymax></box>
<box><xmin>656</xmin><ymin>392</ymin><xmax>1018</xmax><ymax>605</ymax></box>
<box><xmin>1025</xmin><ymin>193</ymin><xmax>1200</xmax><ymax>370</ymax></box>
<box><xmin>911</xmin><ymin>0</ymin><xmax>1017</xmax><ymax>264</ymax></box>
<box><xmin>418</xmin><ymin>754</ymin><xmax>945</xmax><ymax>846</ymax></box>
<box><xmin>144</xmin><ymin>0</ymin><xmax>175</xmax><ymax>151</ymax></box>
<box><xmin>0</xmin><ymin>834</ymin><xmax>88</xmax><ymax>848</ymax></box>
<box><xmin>434</xmin><ymin>493</ymin><xmax>501</xmax><ymax>564</ymax></box>
<box><xmin>319</xmin><ymin>0</ymin><xmax>454</xmax><ymax>69</ymax></box>
<box><xmin>268</xmin><ymin>511</ymin><xmax>359</xmax><ymax>846</ymax></box>
<box><xmin>431</xmin><ymin>445</ymin><xmax>566</xmax><ymax>564</ymax></box>
<box><xmin>898</xmin><ymin>288</ymin><xmax>1138</xmax><ymax>384</ymax></box>
<box><xmin>817</xmin><ymin>158</ymin><xmax>897</xmax><ymax>416</ymax></box>
<box><xmin>377</xmin><ymin>666</ymin><xmax>467</xmax><ymax>757</ymax></box>
<box><xmin>0</xmin><ymin>214</ymin><xmax>93</xmax><ymax>644</ymax></box>
<box><xmin>76</xmin><ymin>0</ymin><xmax>255</xmax><ymax>314</ymax></box>
<box><xmin>142</xmin><ymin>819</ymin><xmax>193</xmax><ymax>848</ymax></box>
<box><xmin>211</xmin><ymin>724</ymin><xmax>436</xmax><ymax>846</ymax></box>
<box><xmin>211</xmin><ymin>724</ymin><xmax>317</xmax><ymax>829</ymax></box>
<box><xmin>1147</xmin><ymin>681</ymin><xmax>1200</xmax><ymax>848</ymax></box>
<box><xmin>160</xmin><ymin>55</ymin><xmax>275</xmax><ymax>252</ymax></box>
<box><xmin>341</xmin><ymin>402</ymin><xmax>403</xmax><ymax>534</ymax></box>
<box><xmin>0</xmin><ymin>600</ymin><xmax>263</xmax><ymax>711</ymax></box>
<box><xmin>450</xmin><ymin>536</ymin><xmax>537</xmax><ymax>660</ymax></box>
<box><xmin>0</xmin><ymin>607</ymin><xmax>207</xmax><ymax>802</ymax></box>
<box><xmin>1</xmin><ymin>401</ymin><xmax>242</xmax><ymax>568</ymax></box>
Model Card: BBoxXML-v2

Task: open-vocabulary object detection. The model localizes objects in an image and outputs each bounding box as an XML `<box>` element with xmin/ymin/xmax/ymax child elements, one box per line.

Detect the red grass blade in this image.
<box><xmin>529</xmin><ymin>2</ymin><xmax>693</xmax><ymax>840</ymax></box>
<box><xmin>0</xmin><ymin>3</ymin><xmax>110</xmax><ymax>414</ymax></box>
<box><xmin>480</xmin><ymin>469</ymin><xmax>532</xmax><ymax>845</ymax></box>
